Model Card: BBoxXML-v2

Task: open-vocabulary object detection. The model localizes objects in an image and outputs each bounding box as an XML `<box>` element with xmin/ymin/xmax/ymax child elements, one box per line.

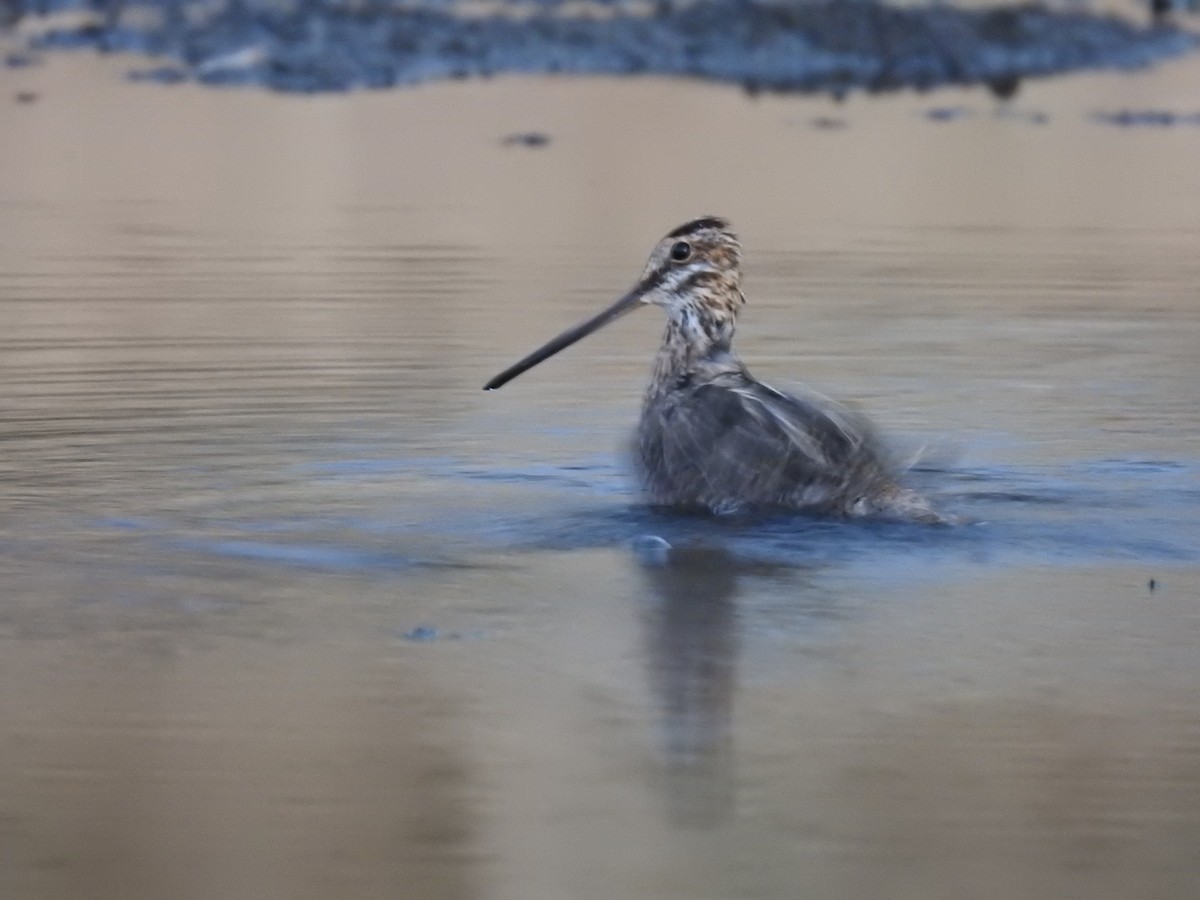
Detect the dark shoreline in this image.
<box><xmin>7</xmin><ymin>0</ymin><xmax>1199</xmax><ymax>93</ymax></box>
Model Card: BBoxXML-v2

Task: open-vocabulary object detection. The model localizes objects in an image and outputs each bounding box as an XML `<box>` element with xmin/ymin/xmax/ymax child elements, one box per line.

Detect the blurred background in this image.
<box><xmin>2</xmin><ymin>2</ymin><xmax>1199</xmax><ymax>899</ymax></box>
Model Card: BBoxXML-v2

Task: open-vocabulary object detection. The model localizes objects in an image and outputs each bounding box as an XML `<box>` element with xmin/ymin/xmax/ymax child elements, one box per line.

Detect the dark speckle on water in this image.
<box><xmin>5</xmin><ymin>52</ymin><xmax>40</xmax><ymax>67</ymax></box>
<box><xmin>502</xmin><ymin>132</ymin><xmax>552</xmax><ymax>148</ymax></box>
<box><xmin>926</xmin><ymin>106</ymin><xmax>971</xmax><ymax>122</ymax></box>
<box><xmin>127</xmin><ymin>66</ymin><xmax>189</xmax><ymax>85</ymax></box>
<box><xmin>1093</xmin><ymin>109</ymin><xmax>1200</xmax><ymax>126</ymax></box>
<box><xmin>400</xmin><ymin>625</ymin><xmax>483</xmax><ymax>641</ymax></box>
<box><xmin>403</xmin><ymin>625</ymin><xmax>440</xmax><ymax>641</ymax></box>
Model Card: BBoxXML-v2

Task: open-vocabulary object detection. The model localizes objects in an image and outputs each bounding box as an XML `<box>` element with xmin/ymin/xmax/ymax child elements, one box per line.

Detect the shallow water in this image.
<box><xmin>2</xmin><ymin>52</ymin><xmax>1200</xmax><ymax>900</ymax></box>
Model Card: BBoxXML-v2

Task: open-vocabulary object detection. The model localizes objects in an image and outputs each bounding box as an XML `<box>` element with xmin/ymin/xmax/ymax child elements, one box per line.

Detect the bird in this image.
<box><xmin>484</xmin><ymin>217</ymin><xmax>948</xmax><ymax>523</ymax></box>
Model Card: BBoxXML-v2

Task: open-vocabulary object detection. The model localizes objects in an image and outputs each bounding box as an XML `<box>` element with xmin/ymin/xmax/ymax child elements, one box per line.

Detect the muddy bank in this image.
<box><xmin>8</xmin><ymin>0</ymin><xmax>1198</xmax><ymax>93</ymax></box>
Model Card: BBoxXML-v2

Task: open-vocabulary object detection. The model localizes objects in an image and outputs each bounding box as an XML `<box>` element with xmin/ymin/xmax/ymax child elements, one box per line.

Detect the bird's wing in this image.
<box><xmin>640</xmin><ymin>372</ymin><xmax>888</xmax><ymax>511</ymax></box>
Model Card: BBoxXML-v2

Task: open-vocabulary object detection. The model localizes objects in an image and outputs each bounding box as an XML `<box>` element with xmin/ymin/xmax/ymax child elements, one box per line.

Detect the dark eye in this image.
<box><xmin>669</xmin><ymin>241</ymin><xmax>692</xmax><ymax>262</ymax></box>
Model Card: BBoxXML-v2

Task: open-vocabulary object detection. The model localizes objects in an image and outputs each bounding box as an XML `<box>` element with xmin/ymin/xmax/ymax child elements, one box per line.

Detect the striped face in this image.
<box><xmin>631</xmin><ymin>217</ymin><xmax>744</xmax><ymax>318</ymax></box>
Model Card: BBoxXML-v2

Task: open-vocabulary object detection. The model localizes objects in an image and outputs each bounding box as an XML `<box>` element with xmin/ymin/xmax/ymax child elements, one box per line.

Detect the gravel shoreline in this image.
<box><xmin>6</xmin><ymin>0</ymin><xmax>1198</xmax><ymax>93</ymax></box>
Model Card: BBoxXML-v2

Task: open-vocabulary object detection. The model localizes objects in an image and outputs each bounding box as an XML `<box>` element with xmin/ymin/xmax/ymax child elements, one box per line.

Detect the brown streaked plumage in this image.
<box><xmin>484</xmin><ymin>217</ymin><xmax>947</xmax><ymax>523</ymax></box>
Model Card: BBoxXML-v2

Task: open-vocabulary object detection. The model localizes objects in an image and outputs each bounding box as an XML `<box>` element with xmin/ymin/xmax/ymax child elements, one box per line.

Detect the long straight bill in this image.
<box><xmin>483</xmin><ymin>289</ymin><xmax>643</xmax><ymax>390</ymax></box>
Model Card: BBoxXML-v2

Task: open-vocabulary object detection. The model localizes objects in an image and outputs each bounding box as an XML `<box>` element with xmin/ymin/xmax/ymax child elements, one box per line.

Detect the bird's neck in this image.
<box><xmin>647</xmin><ymin>299</ymin><xmax>742</xmax><ymax>397</ymax></box>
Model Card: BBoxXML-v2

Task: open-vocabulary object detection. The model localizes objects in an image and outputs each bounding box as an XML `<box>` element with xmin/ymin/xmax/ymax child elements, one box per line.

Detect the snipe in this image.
<box><xmin>485</xmin><ymin>217</ymin><xmax>947</xmax><ymax>523</ymax></box>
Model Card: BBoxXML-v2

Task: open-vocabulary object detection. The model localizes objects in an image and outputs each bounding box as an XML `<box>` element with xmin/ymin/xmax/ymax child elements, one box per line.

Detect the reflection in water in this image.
<box><xmin>639</xmin><ymin>543</ymin><xmax>739</xmax><ymax>827</ymax></box>
<box><xmin>637</xmin><ymin>542</ymin><xmax>803</xmax><ymax>828</ymax></box>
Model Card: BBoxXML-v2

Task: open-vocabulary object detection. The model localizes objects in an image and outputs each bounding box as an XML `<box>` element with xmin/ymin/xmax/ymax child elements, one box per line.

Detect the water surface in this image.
<box><xmin>2</xmin><ymin>52</ymin><xmax>1199</xmax><ymax>900</ymax></box>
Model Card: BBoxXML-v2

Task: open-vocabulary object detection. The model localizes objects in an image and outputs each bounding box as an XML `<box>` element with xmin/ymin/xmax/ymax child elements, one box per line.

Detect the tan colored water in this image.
<box><xmin>2</xmin><ymin>49</ymin><xmax>1199</xmax><ymax>900</ymax></box>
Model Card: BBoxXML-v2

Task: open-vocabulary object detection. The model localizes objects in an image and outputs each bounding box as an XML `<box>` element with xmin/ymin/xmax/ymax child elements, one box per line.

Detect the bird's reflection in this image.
<box><xmin>634</xmin><ymin>540</ymin><xmax>761</xmax><ymax>827</ymax></box>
